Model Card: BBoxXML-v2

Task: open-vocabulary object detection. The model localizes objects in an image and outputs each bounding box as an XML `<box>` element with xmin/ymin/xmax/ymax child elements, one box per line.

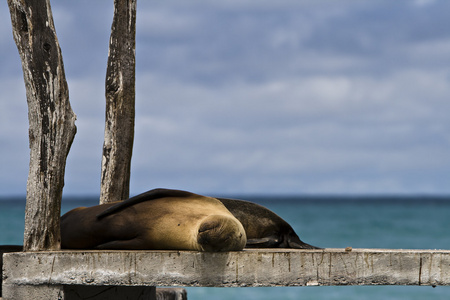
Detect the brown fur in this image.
<box><xmin>61</xmin><ymin>189</ymin><xmax>246</xmax><ymax>252</ymax></box>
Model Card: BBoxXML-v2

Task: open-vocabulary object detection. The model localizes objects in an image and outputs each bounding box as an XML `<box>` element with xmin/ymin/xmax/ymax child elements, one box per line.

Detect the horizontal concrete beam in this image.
<box><xmin>3</xmin><ymin>249</ymin><xmax>450</xmax><ymax>289</ymax></box>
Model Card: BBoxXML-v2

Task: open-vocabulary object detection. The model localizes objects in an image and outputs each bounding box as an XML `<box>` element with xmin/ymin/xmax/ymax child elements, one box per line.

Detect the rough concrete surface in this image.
<box><xmin>4</xmin><ymin>249</ymin><xmax>449</xmax><ymax>287</ymax></box>
<box><xmin>2</xmin><ymin>248</ymin><xmax>450</xmax><ymax>298</ymax></box>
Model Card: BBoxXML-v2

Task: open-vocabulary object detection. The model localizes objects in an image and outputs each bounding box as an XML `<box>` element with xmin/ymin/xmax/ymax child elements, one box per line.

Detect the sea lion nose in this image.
<box><xmin>197</xmin><ymin>215</ymin><xmax>246</xmax><ymax>252</ymax></box>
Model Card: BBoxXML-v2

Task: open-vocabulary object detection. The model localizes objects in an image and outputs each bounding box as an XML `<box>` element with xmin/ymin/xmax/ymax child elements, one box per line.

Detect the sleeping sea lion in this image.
<box><xmin>82</xmin><ymin>188</ymin><xmax>319</xmax><ymax>250</ymax></box>
<box><xmin>217</xmin><ymin>197</ymin><xmax>320</xmax><ymax>249</ymax></box>
<box><xmin>61</xmin><ymin>189</ymin><xmax>246</xmax><ymax>252</ymax></box>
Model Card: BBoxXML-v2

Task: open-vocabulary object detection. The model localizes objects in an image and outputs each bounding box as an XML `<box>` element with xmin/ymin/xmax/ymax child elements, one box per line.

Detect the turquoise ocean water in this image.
<box><xmin>1</xmin><ymin>195</ymin><xmax>449</xmax><ymax>299</ymax></box>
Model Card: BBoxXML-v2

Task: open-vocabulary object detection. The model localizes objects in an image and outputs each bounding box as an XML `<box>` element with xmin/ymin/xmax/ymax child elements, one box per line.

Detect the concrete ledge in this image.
<box><xmin>3</xmin><ymin>249</ymin><xmax>450</xmax><ymax>289</ymax></box>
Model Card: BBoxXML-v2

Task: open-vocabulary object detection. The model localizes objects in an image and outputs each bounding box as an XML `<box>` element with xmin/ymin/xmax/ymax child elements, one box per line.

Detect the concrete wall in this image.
<box><xmin>3</xmin><ymin>248</ymin><xmax>449</xmax><ymax>291</ymax></box>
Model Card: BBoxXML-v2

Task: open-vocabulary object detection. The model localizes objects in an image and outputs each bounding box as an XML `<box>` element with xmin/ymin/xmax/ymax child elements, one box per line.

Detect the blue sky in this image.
<box><xmin>1</xmin><ymin>0</ymin><xmax>449</xmax><ymax>197</ymax></box>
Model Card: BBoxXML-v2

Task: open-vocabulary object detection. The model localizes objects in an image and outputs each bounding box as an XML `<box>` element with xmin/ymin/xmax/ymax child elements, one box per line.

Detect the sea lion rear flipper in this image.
<box><xmin>287</xmin><ymin>235</ymin><xmax>322</xmax><ymax>249</ymax></box>
<box><xmin>97</xmin><ymin>188</ymin><xmax>197</xmax><ymax>219</ymax></box>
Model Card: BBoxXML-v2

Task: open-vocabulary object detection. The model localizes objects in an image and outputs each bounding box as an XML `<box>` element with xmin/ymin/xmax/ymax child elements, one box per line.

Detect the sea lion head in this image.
<box><xmin>197</xmin><ymin>215</ymin><xmax>247</xmax><ymax>252</ymax></box>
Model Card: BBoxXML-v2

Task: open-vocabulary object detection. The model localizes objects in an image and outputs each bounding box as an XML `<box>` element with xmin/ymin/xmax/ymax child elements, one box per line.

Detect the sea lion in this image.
<box><xmin>85</xmin><ymin>188</ymin><xmax>319</xmax><ymax>250</ymax></box>
<box><xmin>217</xmin><ymin>198</ymin><xmax>320</xmax><ymax>249</ymax></box>
<box><xmin>61</xmin><ymin>189</ymin><xmax>246</xmax><ymax>252</ymax></box>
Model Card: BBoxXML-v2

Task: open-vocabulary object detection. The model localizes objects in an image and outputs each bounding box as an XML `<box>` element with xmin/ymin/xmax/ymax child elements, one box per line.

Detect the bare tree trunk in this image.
<box><xmin>100</xmin><ymin>0</ymin><xmax>137</xmax><ymax>204</ymax></box>
<box><xmin>7</xmin><ymin>0</ymin><xmax>77</xmax><ymax>251</ymax></box>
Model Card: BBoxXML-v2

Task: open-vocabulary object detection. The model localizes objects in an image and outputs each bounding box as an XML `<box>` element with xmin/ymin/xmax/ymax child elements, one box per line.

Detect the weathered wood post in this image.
<box><xmin>7</xmin><ymin>0</ymin><xmax>77</xmax><ymax>252</ymax></box>
<box><xmin>6</xmin><ymin>0</ymin><xmax>76</xmax><ymax>297</ymax></box>
<box><xmin>100</xmin><ymin>0</ymin><xmax>137</xmax><ymax>204</ymax></box>
<box><xmin>96</xmin><ymin>1</ymin><xmax>186</xmax><ymax>298</ymax></box>
<box><xmin>95</xmin><ymin>1</ymin><xmax>158</xmax><ymax>298</ymax></box>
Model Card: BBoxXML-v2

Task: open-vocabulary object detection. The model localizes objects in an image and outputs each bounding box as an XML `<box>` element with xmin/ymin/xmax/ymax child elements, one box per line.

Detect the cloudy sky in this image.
<box><xmin>1</xmin><ymin>0</ymin><xmax>449</xmax><ymax>197</ymax></box>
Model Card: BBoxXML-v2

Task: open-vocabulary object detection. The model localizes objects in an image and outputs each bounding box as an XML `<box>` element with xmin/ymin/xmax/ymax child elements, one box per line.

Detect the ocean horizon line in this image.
<box><xmin>2</xmin><ymin>194</ymin><xmax>450</xmax><ymax>204</ymax></box>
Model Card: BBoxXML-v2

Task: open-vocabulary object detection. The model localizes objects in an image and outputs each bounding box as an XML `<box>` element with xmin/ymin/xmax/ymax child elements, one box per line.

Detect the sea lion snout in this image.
<box><xmin>197</xmin><ymin>215</ymin><xmax>247</xmax><ymax>252</ymax></box>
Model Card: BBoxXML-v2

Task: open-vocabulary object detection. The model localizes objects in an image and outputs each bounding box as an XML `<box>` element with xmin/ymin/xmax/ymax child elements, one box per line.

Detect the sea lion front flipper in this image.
<box><xmin>245</xmin><ymin>236</ymin><xmax>280</xmax><ymax>248</ymax></box>
<box><xmin>97</xmin><ymin>188</ymin><xmax>198</xmax><ymax>219</ymax></box>
<box><xmin>95</xmin><ymin>238</ymin><xmax>145</xmax><ymax>250</ymax></box>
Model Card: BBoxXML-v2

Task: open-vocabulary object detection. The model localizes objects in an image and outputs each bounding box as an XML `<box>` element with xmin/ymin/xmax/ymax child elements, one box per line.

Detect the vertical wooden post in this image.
<box><xmin>100</xmin><ymin>0</ymin><xmax>137</xmax><ymax>204</ymax></box>
<box><xmin>7</xmin><ymin>0</ymin><xmax>77</xmax><ymax>251</ymax></box>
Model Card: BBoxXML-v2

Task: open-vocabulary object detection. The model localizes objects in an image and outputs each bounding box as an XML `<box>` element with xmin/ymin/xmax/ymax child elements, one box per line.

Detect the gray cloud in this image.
<box><xmin>1</xmin><ymin>0</ymin><xmax>449</xmax><ymax>196</ymax></box>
